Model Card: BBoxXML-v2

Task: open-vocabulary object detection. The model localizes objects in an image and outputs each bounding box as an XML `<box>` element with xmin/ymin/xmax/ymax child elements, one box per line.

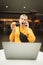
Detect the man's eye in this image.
<box><xmin>24</xmin><ymin>19</ymin><xmax>25</xmax><ymax>21</ymax></box>
<box><xmin>21</xmin><ymin>18</ymin><xmax>23</xmax><ymax>20</ymax></box>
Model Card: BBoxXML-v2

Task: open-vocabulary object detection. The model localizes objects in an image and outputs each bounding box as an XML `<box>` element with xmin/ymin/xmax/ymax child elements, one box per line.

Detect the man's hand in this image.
<box><xmin>11</xmin><ymin>22</ymin><xmax>16</xmax><ymax>32</ymax></box>
<box><xmin>25</xmin><ymin>22</ymin><xmax>29</xmax><ymax>28</ymax></box>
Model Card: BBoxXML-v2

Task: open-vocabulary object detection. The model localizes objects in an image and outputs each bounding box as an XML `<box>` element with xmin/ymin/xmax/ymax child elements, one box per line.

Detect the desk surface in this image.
<box><xmin>0</xmin><ymin>49</ymin><xmax>43</xmax><ymax>65</ymax></box>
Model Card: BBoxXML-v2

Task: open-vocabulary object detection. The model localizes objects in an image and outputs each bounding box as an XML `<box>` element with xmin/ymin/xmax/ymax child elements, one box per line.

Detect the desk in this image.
<box><xmin>0</xmin><ymin>49</ymin><xmax>43</xmax><ymax>65</ymax></box>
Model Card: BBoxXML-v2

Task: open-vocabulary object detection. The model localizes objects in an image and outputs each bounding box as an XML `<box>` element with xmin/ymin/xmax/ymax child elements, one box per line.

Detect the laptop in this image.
<box><xmin>2</xmin><ymin>42</ymin><xmax>41</xmax><ymax>60</ymax></box>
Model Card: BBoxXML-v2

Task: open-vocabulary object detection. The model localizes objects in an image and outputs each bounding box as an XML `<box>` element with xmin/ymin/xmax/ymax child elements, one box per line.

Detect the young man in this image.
<box><xmin>9</xmin><ymin>14</ymin><xmax>36</xmax><ymax>43</ymax></box>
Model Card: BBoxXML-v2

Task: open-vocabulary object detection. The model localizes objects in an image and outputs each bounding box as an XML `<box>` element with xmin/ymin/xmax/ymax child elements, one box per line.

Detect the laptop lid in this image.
<box><xmin>2</xmin><ymin>42</ymin><xmax>41</xmax><ymax>60</ymax></box>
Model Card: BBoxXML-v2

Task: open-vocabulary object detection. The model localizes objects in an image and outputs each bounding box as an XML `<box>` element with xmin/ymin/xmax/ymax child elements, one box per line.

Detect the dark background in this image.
<box><xmin>0</xmin><ymin>0</ymin><xmax>43</xmax><ymax>14</ymax></box>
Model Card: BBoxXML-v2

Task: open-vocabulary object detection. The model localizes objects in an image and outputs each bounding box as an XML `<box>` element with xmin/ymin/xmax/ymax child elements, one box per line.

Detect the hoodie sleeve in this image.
<box><xmin>27</xmin><ymin>28</ymin><xmax>36</xmax><ymax>42</ymax></box>
<box><xmin>9</xmin><ymin>32</ymin><xmax>15</xmax><ymax>42</ymax></box>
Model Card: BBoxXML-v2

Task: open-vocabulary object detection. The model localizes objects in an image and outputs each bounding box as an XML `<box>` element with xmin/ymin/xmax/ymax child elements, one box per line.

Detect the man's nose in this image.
<box><xmin>23</xmin><ymin>19</ymin><xmax>26</xmax><ymax>22</ymax></box>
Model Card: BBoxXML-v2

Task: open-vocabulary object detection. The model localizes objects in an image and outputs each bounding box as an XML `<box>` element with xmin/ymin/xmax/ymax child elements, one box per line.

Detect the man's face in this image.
<box><xmin>19</xmin><ymin>16</ymin><xmax>28</xmax><ymax>26</ymax></box>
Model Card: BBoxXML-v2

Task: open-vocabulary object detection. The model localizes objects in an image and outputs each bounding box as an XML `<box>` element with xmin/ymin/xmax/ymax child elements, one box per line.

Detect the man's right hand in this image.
<box><xmin>11</xmin><ymin>22</ymin><xmax>16</xmax><ymax>32</ymax></box>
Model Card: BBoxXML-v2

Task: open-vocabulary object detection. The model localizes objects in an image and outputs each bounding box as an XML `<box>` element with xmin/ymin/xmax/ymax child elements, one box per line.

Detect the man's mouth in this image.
<box><xmin>22</xmin><ymin>22</ymin><xmax>24</xmax><ymax>24</ymax></box>
<box><xmin>22</xmin><ymin>22</ymin><xmax>27</xmax><ymax>26</ymax></box>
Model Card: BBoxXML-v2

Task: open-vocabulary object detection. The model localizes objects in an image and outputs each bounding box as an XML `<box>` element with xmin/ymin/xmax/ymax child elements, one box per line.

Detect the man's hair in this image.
<box><xmin>20</xmin><ymin>14</ymin><xmax>28</xmax><ymax>19</ymax></box>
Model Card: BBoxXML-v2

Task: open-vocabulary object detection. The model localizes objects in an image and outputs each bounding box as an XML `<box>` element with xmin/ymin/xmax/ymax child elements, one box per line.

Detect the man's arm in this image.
<box><xmin>9</xmin><ymin>22</ymin><xmax>16</xmax><ymax>42</ymax></box>
<box><xmin>9</xmin><ymin>31</ymin><xmax>15</xmax><ymax>42</ymax></box>
<box><xmin>27</xmin><ymin>28</ymin><xmax>36</xmax><ymax>42</ymax></box>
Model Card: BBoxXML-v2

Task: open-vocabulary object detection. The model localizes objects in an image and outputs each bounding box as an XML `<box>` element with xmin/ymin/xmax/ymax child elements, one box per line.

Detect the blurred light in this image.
<box><xmin>23</xmin><ymin>6</ymin><xmax>26</xmax><ymax>9</ymax></box>
<box><xmin>5</xmin><ymin>5</ymin><xmax>8</xmax><ymax>8</ymax></box>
